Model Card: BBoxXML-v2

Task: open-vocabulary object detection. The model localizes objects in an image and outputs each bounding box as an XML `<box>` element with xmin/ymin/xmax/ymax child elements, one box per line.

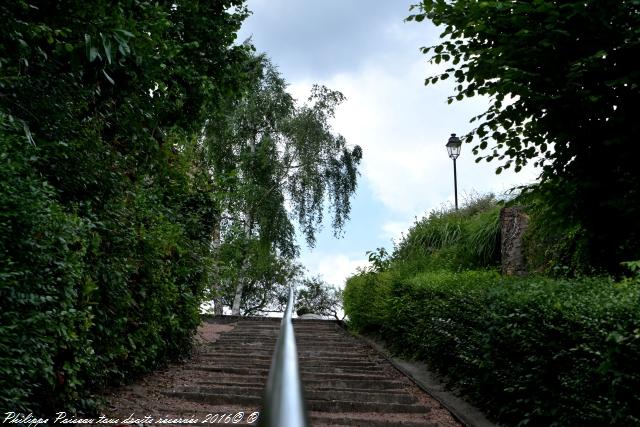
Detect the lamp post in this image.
<box><xmin>446</xmin><ymin>133</ymin><xmax>462</xmax><ymax>211</ymax></box>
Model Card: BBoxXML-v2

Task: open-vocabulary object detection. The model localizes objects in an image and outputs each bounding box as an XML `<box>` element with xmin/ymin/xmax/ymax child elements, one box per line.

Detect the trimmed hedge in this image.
<box><xmin>344</xmin><ymin>270</ymin><xmax>640</xmax><ymax>426</ymax></box>
<box><xmin>0</xmin><ymin>126</ymin><xmax>212</xmax><ymax>414</ymax></box>
<box><xmin>0</xmin><ymin>131</ymin><xmax>94</xmax><ymax>412</ymax></box>
<box><xmin>1</xmin><ymin>0</ymin><xmax>245</xmax><ymax>413</ymax></box>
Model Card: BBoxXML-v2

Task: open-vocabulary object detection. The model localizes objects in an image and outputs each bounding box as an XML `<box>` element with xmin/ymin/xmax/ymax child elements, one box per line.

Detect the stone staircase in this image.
<box><xmin>159</xmin><ymin>317</ymin><xmax>461</xmax><ymax>427</ymax></box>
<box><xmin>105</xmin><ymin>316</ymin><xmax>461</xmax><ymax>427</ymax></box>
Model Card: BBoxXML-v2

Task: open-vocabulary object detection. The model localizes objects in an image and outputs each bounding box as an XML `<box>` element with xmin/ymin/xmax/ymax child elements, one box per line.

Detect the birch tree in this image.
<box><xmin>205</xmin><ymin>55</ymin><xmax>362</xmax><ymax>315</ymax></box>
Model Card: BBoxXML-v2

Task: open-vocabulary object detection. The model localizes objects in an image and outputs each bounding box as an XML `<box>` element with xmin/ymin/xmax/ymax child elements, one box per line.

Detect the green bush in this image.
<box><xmin>0</xmin><ymin>129</ymin><xmax>94</xmax><ymax>412</ymax></box>
<box><xmin>0</xmin><ymin>121</ymin><xmax>211</xmax><ymax>414</ymax></box>
<box><xmin>344</xmin><ymin>270</ymin><xmax>640</xmax><ymax>426</ymax></box>
<box><xmin>343</xmin><ymin>271</ymin><xmax>395</xmax><ymax>332</ymax></box>
<box><xmin>1</xmin><ymin>0</ymin><xmax>247</xmax><ymax>413</ymax></box>
<box><xmin>392</xmin><ymin>195</ymin><xmax>501</xmax><ymax>273</ymax></box>
<box><xmin>514</xmin><ymin>186</ymin><xmax>593</xmax><ymax>276</ymax></box>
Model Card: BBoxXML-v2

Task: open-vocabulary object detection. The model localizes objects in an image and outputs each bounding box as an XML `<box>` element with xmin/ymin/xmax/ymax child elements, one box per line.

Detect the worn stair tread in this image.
<box><xmin>198</xmin><ymin>352</ymin><xmax>379</xmax><ymax>364</ymax></box>
<box><xmin>301</xmin><ymin>378</ymin><xmax>408</xmax><ymax>390</ymax></box>
<box><xmin>306</xmin><ymin>398</ymin><xmax>432</xmax><ymax>414</ymax></box>
<box><xmin>171</xmin><ymin>385</ymin><xmax>418</xmax><ymax>405</ymax></box>
<box><xmin>309</xmin><ymin>411</ymin><xmax>442</xmax><ymax>427</ymax></box>
<box><xmin>163</xmin><ymin>390</ymin><xmax>262</xmax><ymax>405</ymax></box>
<box><xmin>196</xmin><ymin>358</ymin><xmax>382</xmax><ymax>370</ymax></box>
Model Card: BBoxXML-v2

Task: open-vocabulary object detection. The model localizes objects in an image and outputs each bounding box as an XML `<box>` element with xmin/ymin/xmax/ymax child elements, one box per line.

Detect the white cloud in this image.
<box><xmin>243</xmin><ymin>0</ymin><xmax>544</xmax><ymax>280</ymax></box>
<box><xmin>380</xmin><ymin>220</ymin><xmax>412</xmax><ymax>243</ymax></box>
<box><xmin>291</xmin><ymin>59</ymin><xmax>540</xmax><ymax>221</ymax></box>
<box><xmin>300</xmin><ymin>252</ymin><xmax>368</xmax><ymax>289</ymax></box>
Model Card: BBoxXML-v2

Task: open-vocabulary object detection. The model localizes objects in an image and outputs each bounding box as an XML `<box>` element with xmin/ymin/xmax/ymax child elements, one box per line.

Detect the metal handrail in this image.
<box><xmin>259</xmin><ymin>286</ymin><xmax>309</xmax><ymax>427</ymax></box>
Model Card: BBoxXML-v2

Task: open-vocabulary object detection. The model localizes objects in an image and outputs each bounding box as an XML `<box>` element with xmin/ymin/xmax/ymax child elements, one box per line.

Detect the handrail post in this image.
<box><xmin>259</xmin><ymin>286</ymin><xmax>309</xmax><ymax>427</ymax></box>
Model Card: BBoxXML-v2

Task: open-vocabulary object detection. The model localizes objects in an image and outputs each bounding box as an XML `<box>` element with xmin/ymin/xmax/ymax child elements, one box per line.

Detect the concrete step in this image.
<box><xmin>307</xmin><ymin>399</ymin><xmax>431</xmax><ymax>414</ymax></box>
<box><xmin>309</xmin><ymin>412</ymin><xmax>441</xmax><ymax>427</ymax></box>
<box><xmin>197</xmin><ymin>352</ymin><xmax>377</xmax><ymax>364</ymax></box>
<box><xmin>192</xmin><ymin>363</ymin><xmax>385</xmax><ymax>375</ymax></box>
<box><xmin>172</xmin><ymin>385</ymin><xmax>418</xmax><ymax>405</ymax></box>
<box><xmin>200</xmin><ymin>352</ymin><xmax>382</xmax><ymax>369</ymax></box>
<box><xmin>201</xmin><ymin>346</ymin><xmax>275</xmax><ymax>355</ymax></box>
<box><xmin>195</xmin><ymin>379</ymin><xmax>266</xmax><ymax>388</ymax></box>
<box><xmin>197</xmin><ymin>356</ymin><xmax>381</xmax><ymax>369</ymax></box>
<box><xmin>166</xmin><ymin>390</ymin><xmax>428</xmax><ymax>415</ymax></box>
<box><xmin>307</xmin><ymin>390</ymin><xmax>417</xmax><ymax>405</ymax></box>
<box><xmin>204</xmin><ymin>346</ymin><xmax>369</xmax><ymax>357</ymax></box>
<box><xmin>192</xmin><ymin>377</ymin><xmax>407</xmax><ymax>392</ymax></box>
<box><xmin>208</xmin><ymin>340</ymin><xmax>273</xmax><ymax>346</ymax></box>
<box><xmin>300</xmin><ymin>371</ymin><xmax>400</xmax><ymax>382</ymax></box>
<box><xmin>162</xmin><ymin>390</ymin><xmax>261</xmax><ymax>406</ymax></box>
<box><xmin>187</xmin><ymin>365</ymin><xmax>269</xmax><ymax>376</ymax></box>
<box><xmin>298</xmin><ymin>347</ymin><xmax>368</xmax><ymax>357</ymax></box>
<box><xmin>301</xmin><ymin>378</ymin><xmax>408</xmax><ymax>391</ymax></box>
<box><xmin>180</xmin><ymin>370</ymin><xmax>266</xmax><ymax>383</ymax></box>
<box><xmin>216</xmin><ymin>337</ymin><xmax>358</xmax><ymax>345</ymax></box>
<box><xmin>185</xmin><ymin>365</ymin><xmax>395</xmax><ymax>383</ymax></box>
<box><xmin>235</xmin><ymin>323</ymin><xmax>279</xmax><ymax>328</ymax></box>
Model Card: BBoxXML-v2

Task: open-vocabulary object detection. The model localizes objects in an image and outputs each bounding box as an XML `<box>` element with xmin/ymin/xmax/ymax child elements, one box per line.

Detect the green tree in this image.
<box><xmin>0</xmin><ymin>0</ymin><xmax>251</xmax><ymax>413</ymax></box>
<box><xmin>408</xmin><ymin>0</ymin><xmax>640</xmax><ymax>270</ymax></box>
<box><xmin>205</xmin><ymin>55</ymin><xmax>362</xmax><ymax>315</ymax></box>
<box><xmin>296</xmin><ymin>277</ymin><xmax>344</xmax><ymax>320</ymax></box>
<box><xmin>210</xmin><ymin>225</ymin><xmax>304</xmax><ymax>316</ymax></box>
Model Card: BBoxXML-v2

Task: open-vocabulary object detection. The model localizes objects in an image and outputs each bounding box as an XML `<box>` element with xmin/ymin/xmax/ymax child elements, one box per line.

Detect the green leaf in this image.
<box><xmin>102</xmin><ymin>69</ymin><xmax>115</xmax><ymax>85</ymax></box>
<box><xmin>89</xmin><ymin>47</ymin><xmax>99</xmax><ymax>62</ymax></box>
<box><xmin>102</xmin><ymin>37</ymin><xmax>112</xmax><ymax>64</ymax></box>
<box><xmin>114</xmin><ymin>28</ymin><xmax>135</xmax><ymax>38</ymax></box>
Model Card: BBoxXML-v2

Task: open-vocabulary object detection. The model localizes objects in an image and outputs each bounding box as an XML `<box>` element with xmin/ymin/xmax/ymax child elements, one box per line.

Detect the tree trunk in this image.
<box><xmin>231</xmin><ymin>279</ymin><xmax>244</xmax><ymax>315</ymax></box>
<box><xmin>231</xmin><ymin>134</ymin><xmax>256</xmax><ymax>316</ymax></box>
<box><xmin>211</xmin><ymin>219</ymin><xmax>224</xmax><ymax>315</ymax></box>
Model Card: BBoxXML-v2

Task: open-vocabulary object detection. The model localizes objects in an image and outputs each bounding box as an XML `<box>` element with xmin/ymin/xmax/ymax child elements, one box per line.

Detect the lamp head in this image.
<box><xmin>446</xmin><ymin>133</ymin><xmax>462</xmax><ymax>160</ymax></box>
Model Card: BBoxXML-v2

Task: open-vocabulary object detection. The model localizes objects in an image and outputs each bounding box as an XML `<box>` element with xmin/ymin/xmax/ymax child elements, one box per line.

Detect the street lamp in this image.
<box><xmin>446</xmin><ymin>133</ymin><xmax>462</xmax><ymax>211</ymax></box>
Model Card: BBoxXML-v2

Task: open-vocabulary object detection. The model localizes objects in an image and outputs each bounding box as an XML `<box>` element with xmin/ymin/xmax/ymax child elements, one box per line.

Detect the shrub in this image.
<box><xmin>0</xmin><ymin>129</ymin><xmax>94</xmax><ymax>412</ymax></box>
<box><xmin>392</xmin><ymin>195</ymin><xmax>502</xmax><ymax>273</ymax></box>
<box><xmin>1</xmin><ymin>0</ymin><xmax>246</xmax><ymax>413</ymax></box>
<box><xmin>0</xmin><ymin>122</ymin><xmax>211</xmax><ymax>414</ymax></box>
<box><xmin>516</xmin><ymin>186</ymin><xmax>593</xmax><ymax>276</ymax></box>
<box><xmin>343</xmin><ymin>271</ymin><xmax>395</xmax><ymax>332</ymax></box>
<box><xmin>344</xmin><ymin>270</ymin><xmax>640</xmax><ymax>426</ymax></box>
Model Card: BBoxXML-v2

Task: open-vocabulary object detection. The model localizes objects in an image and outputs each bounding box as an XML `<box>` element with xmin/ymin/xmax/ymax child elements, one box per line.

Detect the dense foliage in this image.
<box><xmin>0</xmin><ymin>0</ymin><xmax>242</xmax><ymax>415</ymax></box>
<box><xmin>408</xmin><ymin>0</ymin><xmax>640</xmax><ymax>271</ymax></box>
<box><xmin>1</xmin><ymin>1</ymin><xmax>361</xmax><ymax>413</ymax></box>
<box><xmin>345</xmin><ymin>196</ymin><xmax>640</xmax><ymax>425</ymax></box>
<box><xmin>205</xmin><ymin>56</ymin><xmax>361</xmax><ymax>314</ymax></box>
<box><xmin>392</xmin><ymin>195</ymin><xmax>502</xmax><ymax>273</ymax></box>
<box><xmin>295</xmin><ymin>277</ymin><xmax>344</xmax><ymax>320</ymax></box>
<box><xmin>344</xmin><ymin>270</ymin><xmax>640</xmax><ymax>426</ymax></box>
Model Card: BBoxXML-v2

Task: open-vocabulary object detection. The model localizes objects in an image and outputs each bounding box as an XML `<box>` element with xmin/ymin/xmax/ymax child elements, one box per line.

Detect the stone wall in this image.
<box><xmin>500</xmin><ymin>206</ymin><xmax>529</xmax><ymax>276</ymax></box>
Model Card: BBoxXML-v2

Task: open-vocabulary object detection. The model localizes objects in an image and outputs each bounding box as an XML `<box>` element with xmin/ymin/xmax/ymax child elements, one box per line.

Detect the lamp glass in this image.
<box><xmin>446</xmin><ymin>134</ymin><xmax>462</xmax><ymax>160</ymax></box>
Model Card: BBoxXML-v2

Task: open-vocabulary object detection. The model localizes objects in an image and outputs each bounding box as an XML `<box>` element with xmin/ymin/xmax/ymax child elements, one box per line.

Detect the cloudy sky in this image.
<box><xmin>238</xmin><ymin>0</ymin><xmax>539</xmax><ymax>289</ymax></box>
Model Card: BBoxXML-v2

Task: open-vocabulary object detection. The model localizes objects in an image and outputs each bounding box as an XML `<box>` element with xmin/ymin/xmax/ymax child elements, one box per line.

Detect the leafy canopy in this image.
<box><xmin>207</xmin><ymin>55</ymin><xmax>362</xmax><ymax>255</ymax></box>
<box><xmin>1</xmin><ymin>0</ymin><xmax>251</xmax><ymax>413</ymax></box>
<box><xmin>408</xmin><ymin>0</ymin><xmax>640</xmax><ymax>269</ymax></box>
<box><xmin>204</xmin><ymin>55</ymin><xmax>362</xmax><ymax>314</ymax></box>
